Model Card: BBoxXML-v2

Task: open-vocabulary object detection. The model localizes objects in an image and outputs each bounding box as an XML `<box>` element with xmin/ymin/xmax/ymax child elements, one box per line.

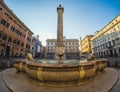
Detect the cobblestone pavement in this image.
<box><xmin>0</xmin><ymin>70</ymin><xmax>11</xmax><ymax>92</ymax></box>
<box><xmin>110</xmin><ymin>68</ymin><xmax>120</xmax><ymax>92</ymax></box>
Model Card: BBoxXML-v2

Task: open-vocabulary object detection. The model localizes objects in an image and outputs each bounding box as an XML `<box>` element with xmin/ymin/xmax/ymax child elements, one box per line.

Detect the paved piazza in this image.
<box><xmin>0</xmin><ymin>68</ymin><xmax>117</xmax><ymax>92</ymax></box>
<box><xmin>0</xmin><ymin>0</ymin><xmax>120</xmax><ymax>92</ymax></box>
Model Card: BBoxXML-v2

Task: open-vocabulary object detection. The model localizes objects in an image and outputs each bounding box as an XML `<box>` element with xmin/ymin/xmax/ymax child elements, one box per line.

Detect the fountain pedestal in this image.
<box><xmin>55</xmin><ymin>46</ymin><xmax>66</xmax><ymax>63</ymax></box>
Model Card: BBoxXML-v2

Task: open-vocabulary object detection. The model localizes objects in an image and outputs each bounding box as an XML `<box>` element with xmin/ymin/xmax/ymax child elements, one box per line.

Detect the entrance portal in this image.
<box><xmin>5</xmin><ymin>45</ymin><xmax>10</xmax><ymax>57</ymax></box>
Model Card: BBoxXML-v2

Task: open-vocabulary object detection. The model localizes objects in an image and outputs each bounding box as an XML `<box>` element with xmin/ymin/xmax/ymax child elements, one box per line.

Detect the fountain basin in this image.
<box><xmin>14</xmin><ymin>59</ymin><xmax>107</xmax><ymax>85</ymax></box>
<box><xmin>95</xmin><ymin>59</ymin><xmax>107</xmax><ymax>71</ymax></box>
<box><xmin>14</xmin><ymin>59</ymin><xmax>27</xmax><ymax>72</ymax></box>
<box><xmin>26</xmin><ymin>62</ymin><xmax>96</xmax><ymax>83</ymax></box>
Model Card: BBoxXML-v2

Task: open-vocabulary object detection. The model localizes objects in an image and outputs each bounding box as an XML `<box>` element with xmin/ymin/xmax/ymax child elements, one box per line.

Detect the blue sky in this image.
<box><xmin>4</xmin><ymin>0</ymin><xmax>120</xmax><ymax>46</ymax></box>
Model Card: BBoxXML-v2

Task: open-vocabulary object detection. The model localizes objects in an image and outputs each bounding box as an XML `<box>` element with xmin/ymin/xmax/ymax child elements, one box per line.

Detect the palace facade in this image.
<box><xmin>80</xmin><ymin>35</ymin><xmax>93</xmax><ymax>57</ymax></box>
<box><xmin>30</xmin><ymin>35</ymin><xmax>42</xmax><ymax>58</ymax></box>
<box><xmin>91</xmin><ymin>14</ymin><xmax>120</xmax><ymax>57</ymax></box>
<box><xmin>46</xmin><ymin>38</ymin><xmax>80</xmax><ymax>59</ymax></box>
<box><xmin>0</xmin><ymin>0</ymin><xmax>33</xmax><ymax>58</ymax></box>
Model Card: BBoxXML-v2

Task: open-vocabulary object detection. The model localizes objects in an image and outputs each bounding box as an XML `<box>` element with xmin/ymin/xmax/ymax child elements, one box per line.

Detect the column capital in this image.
<box><xmin>57</xmin><ymin>4</ymin><xmax>64</xmax><ymax>13</ymax></box>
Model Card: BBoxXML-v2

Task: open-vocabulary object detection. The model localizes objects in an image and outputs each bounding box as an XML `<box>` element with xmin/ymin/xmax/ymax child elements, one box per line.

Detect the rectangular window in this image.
<box><xmin>118</xmin><ymin>25</ymin><xmax>120</xmax><ymax>29</ymax></box>
<box><xmin>0</xmin><ymin>32</ymin><xmax>2</xmax><ymax>39</ymax></box>
<box><xmin>2</xmin><ymin>34</ymin><xmax>7</xmax><ymax>41</ymax></box>
<box><xmin>9</xmin><ymin>16</ymin><xmax>13</xmax><ymax>20</ymax></box>
<box><xmin>108</xmin><ymin>41</ymin><xmax>111</xmax><ymax>47</ymax></box>
<box><xmin>17</xmin><ymin>40</ymin><xmax>20</xmax><ymax>45</ymax></box>
<box><xmin>13</xmin><ymin>39</ymin><xmax>17</xmax><ymax>44</ymax></box>
<box><xmin>13</xmin><ymin>20</ymin><xmax>17</xmax><ymax>24</ymax></box>
<box><xmin>27</xmin><ymin>37</ymin><xmax>31</xmax><ymax>41</ymax></box>
<box><xmin>19</xmin><ymin>32</ymin><xmax>22</xmax><ymax>36</ymax></box>
<box><xmin>1</xmin><ymin>19</ymin><xmax>6</xmax><ymax>25</ymax></box>
<box><xmin>114</xmin><ymin>28</ymin><xmax>116</xmax><ymax>31</ymax></box>
<box><xmin>6</xmin><ymin>23</ymin><xmax>10</xmax><ymax>28</ymax></box>
<box><xmin>11</xmin><ymin>26</ymin><xmax>15</xmax><ymax>32</ymax></box>
<box><xmin>21</xmin><ymin>43</ymin><xmax>24</xmax><ymax>47</ymax></box>
<box><xmin>8</xmin><ymin>36</ymin><xmax>12</xmax><ymax>42</ymax></box>
<box><xmin>5</xmin><ymin>12</ymin><xmax>9</xmax><ymax>17</ymax></box>
<box><xmin>15</xmin><ymin>29</ymin><xmax>19</xmax><ymax>34</ymax></box>
<box><xmin>0</xmin><ymin>7</ymin><xmax>2</xmax><ymax>11</ymax></box>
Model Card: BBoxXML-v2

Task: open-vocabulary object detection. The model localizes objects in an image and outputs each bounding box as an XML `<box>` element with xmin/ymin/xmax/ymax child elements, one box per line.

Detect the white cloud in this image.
<box><xmin>38</xmin><ymin>32</ymin><xmax>56</xmax><ymax>46</ymax></box>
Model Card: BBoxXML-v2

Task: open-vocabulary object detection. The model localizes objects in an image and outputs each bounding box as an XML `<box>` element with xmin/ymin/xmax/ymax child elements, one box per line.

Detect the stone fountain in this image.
<box><xmin>14</xmin><ymin>4</ymin><xmax>107</xmax><ymax>86</ymax></box>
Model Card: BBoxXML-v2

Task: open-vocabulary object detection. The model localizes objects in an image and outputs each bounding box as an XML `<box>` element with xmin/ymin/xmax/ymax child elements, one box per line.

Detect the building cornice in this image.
<box><xmin>46</xmin><ymin>39</ymin><xmax>79</xmax><ymax>42</ymax></box>
<box><xmin>81</xmin><ymin>35</ymin><xmax>93</xmax><ymax>43</ymax></box>
<box><xmin>0</xmin><ymin>1</ymin><xmax>34</xmax><ymax>34</ymax></box>
<box><xmin>91</xmin><ymin>14</ymin><xmax>120</xmax><ymax>41</ymax></box>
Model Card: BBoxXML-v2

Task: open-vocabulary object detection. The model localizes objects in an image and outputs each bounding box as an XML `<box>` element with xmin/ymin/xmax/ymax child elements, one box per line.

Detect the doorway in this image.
<box><xmin>5</xmin><ymin>45</ymin><xmax>10</xmax><ymax>57</ymax></box>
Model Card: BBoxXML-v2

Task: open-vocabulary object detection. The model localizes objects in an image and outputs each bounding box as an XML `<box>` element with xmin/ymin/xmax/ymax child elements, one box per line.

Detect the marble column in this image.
<box><xmin>57</xmin><ymin>4</ymin><xmax>64</xmax><ymax>46</ymax></box>
<box><xmin>55</xmin><ymin>4</ymin><xmax>66</xmax><ymax>59</ymax></box>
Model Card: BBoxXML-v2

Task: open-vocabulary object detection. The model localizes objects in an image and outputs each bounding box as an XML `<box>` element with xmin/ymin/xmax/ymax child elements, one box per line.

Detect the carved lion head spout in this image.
<box><xmin>57</xmin><ymin>51</ymin><xmax>64</xmax><ymax>64</ymax></box>
<box><xmin>26</xmin><ymin>53</ymin><xmax>33</xmax><ymax>62</ymax></box>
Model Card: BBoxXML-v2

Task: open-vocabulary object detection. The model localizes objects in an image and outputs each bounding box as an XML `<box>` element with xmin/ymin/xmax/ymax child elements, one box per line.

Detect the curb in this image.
<box><xmin>108</xmin><ymin>70</ymin><xmax>119</xmax><ymax>92</ymax></box>
<box><xmin>2</xmin><ymin>70</ymin><xmax>14</xmax><ymax>92</ymax></box>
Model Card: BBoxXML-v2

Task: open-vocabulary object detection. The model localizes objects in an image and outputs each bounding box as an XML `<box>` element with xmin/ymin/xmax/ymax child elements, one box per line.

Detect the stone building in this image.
<box><xmin>0</xmin><ymin>0</ymin><xmax>33</xmax><ymax>58</ymax></box>
<box><xmin>91</xmin><ymin>14</ymin><xmax>120</xmax><ymax>58</ymax></box>
<box><xmin>30</xmin><ymin>35</ymin><xmax>42</xmax><ymax>58</ymax></box>
<box><xmin>46</xmin><ymin>38</ymin><xmax>80</xmax><ymax>59</ymax></box>
<box><xmin>41</xmin><ymin>46</ymin><xmax>46</xmax><ymax>58</ymax></box>
<box><xmin>80</xmin><ymin>35</ymin><xmax>93</xmax><ymax>57</ymax></box>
